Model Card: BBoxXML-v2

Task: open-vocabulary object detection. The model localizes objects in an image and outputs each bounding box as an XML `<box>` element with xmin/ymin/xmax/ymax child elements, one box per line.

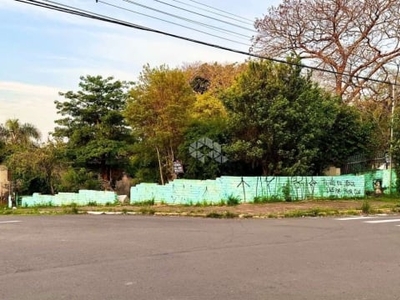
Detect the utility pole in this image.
<box><xmin>388</xmin><ymin>61</ymin><xmax>400</xmax><ymax>194</ymax></box>
<box><xmin>389</xmin><ymin>81</ymin><xmax>397</xmax><ymax>194</ymax></box>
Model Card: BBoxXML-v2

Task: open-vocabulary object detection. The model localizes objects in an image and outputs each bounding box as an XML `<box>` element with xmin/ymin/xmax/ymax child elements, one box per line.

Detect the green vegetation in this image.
<box><xmin>138</xmin><ymin>207</ymin><xmax>156</xmax><ymax>215</ymax></box>
<box><xmin>0</xmin><ymin>58</ymin><xmax>396</xmax><ymax>197</ymax></box>
<box><xmin>253</xmin><ymin>195</ymin><xmax>281</xmax><ymax>203</ymax></box>
<box><xmin>361</xmin><ymin>200</ymin><xmax>373</xmax><ymax>214</ymax></box>
<box><xmin>134</xmin><ymin>199</ymin><xmax>155</xmax><ymax>206</ymax></box>
<box><xmin>226</xmin><ymin>195</ymin><xmax>240</xmax><ymax>206</ymax></box>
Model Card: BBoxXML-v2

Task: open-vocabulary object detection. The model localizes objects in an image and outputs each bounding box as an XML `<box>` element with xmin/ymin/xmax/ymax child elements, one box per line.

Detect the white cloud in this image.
<box><xmin>0</xmin><ymin>81</ymin><xmax>59</xmax><ymax>139</ymax></box>
<box><xmin>1</xmin><ymin>0</ymin><xmax>263</xmax><ymax>141</ymax></box>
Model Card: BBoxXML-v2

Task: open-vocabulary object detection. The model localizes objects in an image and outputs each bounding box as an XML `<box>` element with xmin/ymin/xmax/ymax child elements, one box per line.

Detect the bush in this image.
<box><xmin>226</xmin><ymin>195</ymin><xmax>240</xmax><ymax>206</ymax></box>
<box><xmin>57</xmin><ymin>167</ymin><xmax>101</xmax><ymax>193</ymax></box>
<box><xmin>282</xmin><ymin>181</ymin><xmax>292</xmax><ymax>202</ymax></box>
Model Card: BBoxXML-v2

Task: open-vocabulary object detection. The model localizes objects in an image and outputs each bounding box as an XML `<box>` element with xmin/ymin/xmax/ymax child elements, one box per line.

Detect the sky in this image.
<box><xmin>0</xmin><ymin>0</ymin><xmax>281</xmax><ymax>139</ymax></box>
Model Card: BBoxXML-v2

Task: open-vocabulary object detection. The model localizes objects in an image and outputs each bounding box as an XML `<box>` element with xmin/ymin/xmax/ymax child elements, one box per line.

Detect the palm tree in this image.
<box><xmin>0</xmin><ymin>118</ymin><xmax>41</xmax><ymax>146</ymax></box>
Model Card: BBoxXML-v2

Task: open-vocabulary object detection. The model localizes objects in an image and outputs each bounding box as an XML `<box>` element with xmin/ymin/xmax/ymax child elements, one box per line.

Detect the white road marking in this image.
<box><xmin>364</xmin><ymin>219</ymin><xmax>400</xmax><ymax>224</ymax></box>
<box><xmin>0</xmin><ymin>220</ymin><xmax>21</xmax><ymax>224</ymax></box>
<box><xmin>335</xmin><ymin>216</ymin><xmax>377</xmax><ymax>221</ymax></box>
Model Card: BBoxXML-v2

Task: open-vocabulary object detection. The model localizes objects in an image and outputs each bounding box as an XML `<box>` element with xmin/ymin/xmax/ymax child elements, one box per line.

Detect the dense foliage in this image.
<box><xmin>222</xmin><ymin>59</ymin><xmax>372</xmax><ymax>176</ymax></box>
<box><xmin>53</xmin><ymin>75</ymin><xmax>134</xmax><ymax>189</ymax></box>
<box><xmin>0</xmin><ymin>60</ymin><xmax>392</xmax><ymax>195</ymax></box>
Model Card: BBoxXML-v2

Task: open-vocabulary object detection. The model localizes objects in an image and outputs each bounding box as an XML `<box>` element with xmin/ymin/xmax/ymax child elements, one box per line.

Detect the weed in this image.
<box><xmin>217</xmin><ymin>200</ymin><xmax>226</xmax><ymax>206</ymax></box>
<box><xmin>87</xmin><ymin>201</ymin><xmax>98</xmax><ymax>206</ymax></box>
<box><xmin>226</xmin><ymin>195</ymin><xmax>240</xmax><ymax>206</ymax></box>
<box><xmin>282</xmin><ymin>181</ymin><xmax>292</xmax><ymax>202</ymax></box>
<box><xmin>361</xmin><ymin>200</ymin><xmax>372</xmax><ymax>214</ymax></box>
<box><xmin>62</xmin><ymin>203</ymin><xmax>79</xmax><ymax>214</ymax></box>
<box><xmin>194</xmin><ymin>200</ymin><xmax>212</xmax><ymax>207</ymax></box>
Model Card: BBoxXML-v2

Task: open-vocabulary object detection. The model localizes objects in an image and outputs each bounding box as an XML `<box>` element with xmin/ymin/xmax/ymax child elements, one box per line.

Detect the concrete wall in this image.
<box><xmin>363</xmin><ymin>169</ymin><xmax>397</xmax><ymax>194</ymax></box>
<box><xmin>21</xmin><ymin>190</ymin><xmax>117</xmax><ymax>207</ymax></box>
<box><xmin>18</xmin><ymin>170</ymin><xmax>397</xmax><ymax>207</ymax></box>
<box><xmin>130</xmin><ymin>175</ymin><xmax>366</xmax><ymax>205</ymax></box>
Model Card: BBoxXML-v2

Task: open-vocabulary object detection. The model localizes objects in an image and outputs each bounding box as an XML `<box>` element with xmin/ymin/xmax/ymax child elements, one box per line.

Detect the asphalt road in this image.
<box><xmin>1</xmin><ymin>215</ymin><xmax>400</xmax><ymax>300</ymax></box>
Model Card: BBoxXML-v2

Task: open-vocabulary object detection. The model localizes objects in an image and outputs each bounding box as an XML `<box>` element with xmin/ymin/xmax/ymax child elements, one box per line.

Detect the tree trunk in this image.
<box><xmin>156</xmin><ymin>146</ymin><xmax>165</xmax><ymax>185</ymax></box>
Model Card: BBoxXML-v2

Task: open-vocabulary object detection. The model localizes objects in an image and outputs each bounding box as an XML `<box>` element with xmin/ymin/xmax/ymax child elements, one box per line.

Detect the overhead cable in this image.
<box><xmin>99</xmin><ymin>0</ymin><xmax>252</xmax><ymax>46</ymax></box>
<box><xmin>14</xmin><ymin>0</ymin><xmax>399</xmax><ymax>86</ymax></box>
<box><xmin>170</xmin><ymin>0</ymin><xmax>254</xmax><ymax>26</ymax></box>
<box><xmin>148</xmin><ymin>0</ymin><xmax>256</xmax><ymax>33</ymax></box>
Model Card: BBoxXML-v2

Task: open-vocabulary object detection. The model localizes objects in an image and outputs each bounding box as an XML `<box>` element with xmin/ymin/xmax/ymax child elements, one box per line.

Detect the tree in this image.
<box><xmin>183</xmin><ymin>62</ymin><xmax>247</xmax><ymax>96</ymax></box>
<box><xmin>0</xmin><ymin>118</ymin><xmax>41</xmax><ymax>178</ymax></box>
<box><xmin>54</xmin><ymin>75</ymin><xmax>134</xmax><ymax>189</ymax></box>
<box><xmin>5</xmin><ymin>141</ymin><xmax>66</xmax><ymax>195</ymax></box>
<box><xmin>313</xmin><ymin>105</ymin><xmax>375</xmax><ymax>174</ymax></box>
<box><xmin>222</xmin><ymin>58</ymin><xmax>370</xmax><ymax>176</ymax></box>
<box><xmin>190</xmin><ymin>92</ymin><xmax>228</xmax><ymax>121</ymax></box>
<box><xmin>0</xmin><ymin>118</ymin><xmax>41</xmax><ymax>150</ymax></box>
<box><xmin>124</xmin><ymin>65</ymin><xmax>196</xmax><ymax>184</ymax></box>
<box><xmin>253</xmin><ymin>0</ymin><xmax>400</xmax><ymax>102</ymax></box>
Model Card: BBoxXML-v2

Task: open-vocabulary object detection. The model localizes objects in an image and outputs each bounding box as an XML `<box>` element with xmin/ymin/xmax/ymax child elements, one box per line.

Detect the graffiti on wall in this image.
<box><xmin>322</xmin><ymin>178</ymin><xmax>363</xmax><ymax>197</ymax></box>
<box><xmin>254</xmin><ymin>176</ymin><xmax>363</xmax><ymax>200</ymax></box>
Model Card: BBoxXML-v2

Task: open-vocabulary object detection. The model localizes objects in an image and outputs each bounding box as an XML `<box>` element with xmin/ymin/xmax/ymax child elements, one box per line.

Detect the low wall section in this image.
<box><xmin>21</xmin><ymin>190</ymin><xmax>117</xmax><ymax>207</ymax></box>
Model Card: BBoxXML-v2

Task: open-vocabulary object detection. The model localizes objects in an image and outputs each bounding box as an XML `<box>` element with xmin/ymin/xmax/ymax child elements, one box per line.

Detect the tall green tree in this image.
<box><xmin>54</xmin><ymin>75</ymin><xmax>134</xmax><ymax>189</ymax></box>
<box><xmin>124</xmin><ymin>65</ymin><xmax>196</xmax><ymax>184</ymax></box>
<box><xmin>222</xmin><ymin>58</ymin><xmax>370</xmax><ymax>176</ymax></box>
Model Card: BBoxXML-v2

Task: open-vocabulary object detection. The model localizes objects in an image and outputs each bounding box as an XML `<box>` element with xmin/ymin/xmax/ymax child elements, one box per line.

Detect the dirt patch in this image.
<box><xmin>117</xmin><ymin>199</ymin><xmax>399</xmax><ymax>217</ymax></box>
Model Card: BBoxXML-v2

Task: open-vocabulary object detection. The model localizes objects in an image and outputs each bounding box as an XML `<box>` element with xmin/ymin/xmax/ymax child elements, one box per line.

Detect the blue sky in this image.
<box><xmin>0</xmin><ymin>0</ymin><xmax>280</xmax><ymax>139</ymax></box>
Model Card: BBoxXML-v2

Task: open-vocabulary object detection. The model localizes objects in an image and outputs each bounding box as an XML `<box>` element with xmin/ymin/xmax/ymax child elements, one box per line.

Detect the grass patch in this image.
<box><xmin>62</xmin><ymin>203</ymin><xmax>79</xmax><ymax>214</ymax></box>
<box><xmin>206</xmin><ymin>211</ymin><xmax>238</xmax><ymax>219</ymax></box>
<box><xmin>138</xmin><ymin>207</ymin><xmax>156</xmax><ymax>215</ymax></box>
<box><xmin>253</xmin><ymin>195</ymin><xmax>282</xmax><ymax>203</ymax></box>
<box><xmin>133</xmin><ymin>199</ymin><xmax>155</xmax><ymax>206</ymax></box>
<box><xmin>195</xmin><ymin>200</ymin><xmax>213</xmax><ymax>207</ymax></box>
<box><xmin>283</xmin><ymin>208</ymin><xmax>340</xmax><ymax>218</ymax></box>
<box><xmin>31</xmin><ymin>201</ymin><xmax>54</xmax><ymax>208</ymax></box>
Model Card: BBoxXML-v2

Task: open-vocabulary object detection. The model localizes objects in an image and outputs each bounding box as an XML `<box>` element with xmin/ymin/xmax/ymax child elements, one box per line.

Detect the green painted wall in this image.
<box><xmin>18</xmin><ymin>170</ymin><xmax>397</xmax><ymax>207</ymax></box>
<box><xmin>362</xmin><ymin>169</ymin><xmax>396</xmax><ymax>194</ymax></box>
<box><xmin>130</xmin><ymin>175</ymin><xmax>366</xmax><ymax>205</ymax></box>
<box><xmin>21</xmin><ymin>190</ymin><xmax>117</xmax><ymax>207</ymax></box>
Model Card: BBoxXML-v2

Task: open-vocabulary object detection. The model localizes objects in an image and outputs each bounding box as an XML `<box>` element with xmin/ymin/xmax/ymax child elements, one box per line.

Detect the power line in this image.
<box><xmin>14</xmin><ymin>0</ymin><xmax>399</xmax><ymax>86</ymax></box>
<box><xmin>118</xmin><ymin>0</ymin><xmax>254</xmax><ymax>34</ymax></box>
<box><xmin>98</xmin><ymin>0</ymin><xmax>252</xmax><ymax>46</ymax></box>
<box><xmin>148</xmin><ymin>0</ymin><xmax>256</xmax><ymax>33</ymax></box>
<box><xmin>185</xmin><ymin>0</ymin><xmax>255</xmax><ymax>24</ymax></box>
<box><xmin>170</xmin><ymin>0</ymin><xmax>253</xmax><ymax>26</ymax></box>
